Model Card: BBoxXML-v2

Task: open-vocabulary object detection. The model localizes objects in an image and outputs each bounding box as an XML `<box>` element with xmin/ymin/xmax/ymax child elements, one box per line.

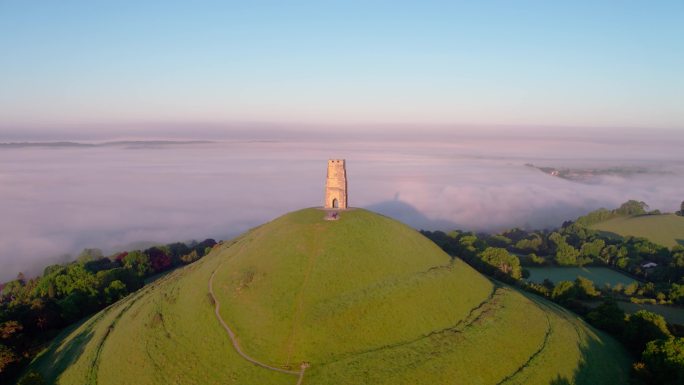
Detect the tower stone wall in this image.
<box><xmin>325</xmin><ymin>159</ymin><xmax>348</xmax><ymax>209</ymax></box>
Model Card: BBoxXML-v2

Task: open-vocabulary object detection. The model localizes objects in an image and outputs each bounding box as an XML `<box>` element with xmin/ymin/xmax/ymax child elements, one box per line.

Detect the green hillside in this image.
<box><xmin>590</xmin><ymin>213</ymin><xmax>684</xmax><ymax>248</ymax></box>
<box><xmin>26</xmin><ymin>208</ymin><xmax>630</xmax><ymax>385</ymax></box>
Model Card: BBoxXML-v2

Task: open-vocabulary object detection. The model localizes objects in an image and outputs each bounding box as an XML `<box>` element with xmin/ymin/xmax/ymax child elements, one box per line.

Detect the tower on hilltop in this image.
<box><xmin>325</xmin><ymin>159</ymin><xmax>348</xmax><ymax>209</ymax></box>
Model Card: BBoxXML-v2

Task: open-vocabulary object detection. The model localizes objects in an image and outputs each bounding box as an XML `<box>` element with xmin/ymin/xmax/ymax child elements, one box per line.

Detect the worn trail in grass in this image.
<box><xmin>209</xmin><ymin>263</ymin><xmax>307</xmax><ymax>382</ymax></box>
<box><xmin>26</xmin><ymin>208</ymin><xmax>631</xmax><ymax>385</ymax></box>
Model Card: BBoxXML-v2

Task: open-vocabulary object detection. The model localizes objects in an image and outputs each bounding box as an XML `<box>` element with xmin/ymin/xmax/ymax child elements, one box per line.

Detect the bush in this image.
<box><xmin>0</xmin><ymin>343</ymin><xmax>20</xmax><ymax>375</ymax></box>
<box><xmin>639</xmin><ymin>337</ymin><xmax>684</xmax><ymax>385</ymax></box>
<box><xmin>586</xmin><ymin>300</ymin><xmax>626</xmax><ymax>335</ymax></box>
<box><xmin>575</xmin><ymin>276</ymin><xmax>600</xmax><ymax>299</ymax></box>
<box><xmin>630</xmin><ymin>297</ymin><xmax>657</xmax><ymax>305</ymax></box>
<box><xmin>624</xmin><ymin>310</ymin><xmax>672</xmax><ymax>353</ymax></box>
<box><xmin>104</xmin><ymin>280</ymin><xmax>128</xmax><ymax>304</ymax></box>
<box><xmin>551</xmin><ymin>281</ymin><xmax>576</xmax><ymax>303</ymax></box>
<box><xmin>478</xmin><ymin>247</ymin><xmax>522</xmax><ymax>280</ymax></box>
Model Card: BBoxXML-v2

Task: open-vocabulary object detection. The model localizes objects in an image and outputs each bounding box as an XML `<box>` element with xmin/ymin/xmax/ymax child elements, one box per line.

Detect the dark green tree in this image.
<box><xmin>669</xmin><ymin>283</ymin><xmax>684</xmax><ymax>305</ymax></box>
<box><xmin>104</xmin><ymin>280</ymin><xmax>127</xmax><ymax>304</ymax></box>
<box><xmin>555</xmin><ymin>243</ymin><xmax>579</xmax><ymax>266</ymax></box>
<box><xmin>478</xmin><ymin>247</ymin><xmax>522</xmax><ymax>280</ymax></box>
<box><xmin>552</xmin><ymin>281</ymin><xmax>576</xmax><ymax>302</ymax></box>
<box><xmin>0</xmin><ymin>343</ymin><xmax>20</xmax><ymax>377</ymax></box>
<box><xmin>575</xmin><ymin>276</ymin><xmax>600</xmax><ymax>299</ymax></box>
<box><xmin>586</xmin><ymin>300</ymin><xmax>626</xmax><ymax>335</ymax></box>
<box><xmin>625</xmin><ymin>310</ymin><xmax>672</xmax><ymax>353</ymax></box>
<box><xmin>123</xmin><ymin>250</ymin><xmax>152</xmax><ymax>277</ymax></box>
<box><xmin>640</xmin><ymin>337</ymin><xmax>684</xmax><ymax>385</ymax></box>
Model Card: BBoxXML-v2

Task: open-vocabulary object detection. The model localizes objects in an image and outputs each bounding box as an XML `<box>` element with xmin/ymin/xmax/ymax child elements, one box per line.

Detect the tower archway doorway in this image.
<box><xmin>332</xmin><ymin>198</ymin><xmax>339</xmax><ymax>208</ymax></box>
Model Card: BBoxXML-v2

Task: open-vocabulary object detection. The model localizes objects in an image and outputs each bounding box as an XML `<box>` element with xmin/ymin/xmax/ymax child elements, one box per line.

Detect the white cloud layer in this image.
<box><xmin>1</xmin><ymin>135</ymin><xmax>683</xmax><ymax>281</ymax></box>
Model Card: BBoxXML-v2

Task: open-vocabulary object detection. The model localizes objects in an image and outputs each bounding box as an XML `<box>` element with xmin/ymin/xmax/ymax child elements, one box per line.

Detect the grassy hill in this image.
<box><xmin>25</xmin><ymin>208</ymin><xmax>630</xmax><ymax>385</ymax></box>
<box><xmin>590</xmin><ymin>213</ymin><xmax>684</xmax><ymax>248</ymax></box>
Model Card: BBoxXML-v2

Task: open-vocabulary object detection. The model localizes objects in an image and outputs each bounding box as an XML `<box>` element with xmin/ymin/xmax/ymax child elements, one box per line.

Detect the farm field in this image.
<box><xmin>581</xmin><ymin>300</ymin><xmax>684</xmax><ymax>325</ymax></box>
<box><xmin>526</xmin><ymin>267</ymin><xmax>636</xmax><ymax>286</ymax></box>
<box><xmin>25</xmin><ymin>208</ymin><xmax>631</xmax><ymax>385</ymax></box>
<box><xmin>590</xmin><ymin>213</ymin><xmax>684</xmax><ymax>248</ymax></box>
<box><xmin>617</xmin><ymin>301</ymin><xmax>684</xmax><ymax>325</ymax></box>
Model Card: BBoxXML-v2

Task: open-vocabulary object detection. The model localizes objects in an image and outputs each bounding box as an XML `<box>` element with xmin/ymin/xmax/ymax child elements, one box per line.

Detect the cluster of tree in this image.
<box><xmin>503</xmin><ymin>224</ymin><xmax>678</xmax><ymax>277</ymax></box>
<box><xmin>421</xmin><ymin>200</ymin><xmax>684</xmax><ymax>384</ymax></box>
<box><xmin>587</xmin><ymin>302</ymin><xmax>683</xmax><ymax>384</ymax></box>
<box><xmin>509</xmin><ymin>275</ymin><xmax>684</xmax><ymax>384</ymax></box>
<box><xmin>421</xmin><ymin>229</ymin><xmax>523</xmax><ymax>284</ymax></box>
<box><xmin>424</xmin><ymin>227</ymin><xmax>684</xmax><ymax>383</ymax></box>
<box><xmin>426</xmin><ymin>202</ymin><xmax>684</xmax><ymax>305</ymax></box>
<box><xmin>573</xmin><ymin>200</ymin><xmax>654</xmax><ymax>227</ymax></box>
<box><xmin>0</xmin><ymin>239</ymin><xmax>216</xmax><ymax>383</ymax></box>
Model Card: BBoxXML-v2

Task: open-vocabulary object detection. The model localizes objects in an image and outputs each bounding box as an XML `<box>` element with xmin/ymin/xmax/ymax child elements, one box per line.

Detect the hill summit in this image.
<box><xmin>28</xmin><ymin>208</ymin><xmax>629</xmax><ymax>384</ymax></box>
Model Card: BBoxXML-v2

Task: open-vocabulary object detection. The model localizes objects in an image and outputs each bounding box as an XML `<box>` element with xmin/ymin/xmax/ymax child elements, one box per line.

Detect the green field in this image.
<box><xmin>616</xmin><ymin>301</ymin><xmax>684</xmax><ymax>325</ymax></box>
<box><xmin>25</xmin><ymin>208</ymin><xmax>630</xmax><ymax>385</ymax></box>
<box><xmin>590</xmin><ymin>213</ymin><xmax>684</xmax><ymax>248</ymax></box>
<box><xmin>526</xmin><ymin>267</ymin><xmax>636</xmax><ymax>286</ymax></box>
<box><xmin>581</xmin><ymin>300</ymin><xmax>684</xmax><ymax>325</ymax></box>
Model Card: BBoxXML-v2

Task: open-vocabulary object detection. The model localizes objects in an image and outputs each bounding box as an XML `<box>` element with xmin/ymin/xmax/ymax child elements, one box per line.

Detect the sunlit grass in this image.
<box><xmin>591</xmin><ymin>213</ymin><xmax>684</xmax><ymax>248</ymax></box>
<box><xmin>26</xmin><ymin>208</ymin><xmax>630</xmax><ymax>384</ymax></box>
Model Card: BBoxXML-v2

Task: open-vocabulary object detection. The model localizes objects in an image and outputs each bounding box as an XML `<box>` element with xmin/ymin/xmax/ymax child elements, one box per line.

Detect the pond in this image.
<box><xmin>525</xmin><ymin>267</ymin><xmax>636</xmax><ymax>286</ymax></box>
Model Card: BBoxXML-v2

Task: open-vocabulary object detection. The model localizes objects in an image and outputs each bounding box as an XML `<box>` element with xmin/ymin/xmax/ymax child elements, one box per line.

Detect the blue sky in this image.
<box><xmin>1</xmin><ymin>1</ymin><xmax>683</xmax><ymax>135</ymax></box>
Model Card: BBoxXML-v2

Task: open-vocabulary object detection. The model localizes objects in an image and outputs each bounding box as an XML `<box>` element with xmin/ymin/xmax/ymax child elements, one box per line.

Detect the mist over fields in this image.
<box><xmin>1</xmin><ymin>132</ymin><xmax>684</xmax><ymax>281</ymax></box>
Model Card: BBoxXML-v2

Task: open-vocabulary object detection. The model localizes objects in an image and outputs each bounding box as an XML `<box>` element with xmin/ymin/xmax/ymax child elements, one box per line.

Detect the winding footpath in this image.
<box><xmin>209</xmin><ymin>266</ymin><xmax>308</xmax><ymax>384</ymax></box>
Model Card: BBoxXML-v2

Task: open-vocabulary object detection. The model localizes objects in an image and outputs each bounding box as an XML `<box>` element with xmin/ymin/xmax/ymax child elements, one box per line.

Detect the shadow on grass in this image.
<box><xmin>27</xmin><ymin>317</ymin><xmax>97</xmax><ymax>383</ymax></box>
<box><xmin>549</xmin><ymin>376</ymin><xmax>572</xmax><ymax>385</ymax></box>
<box><xmin>515</xmin><ymin>289</ymin><xmax>631</xmax><ymax>385</ymax></box>
<box><xmin>571</xmin><ymin>333</ymin><xmax>632</xmax><ymax>385</ymax></box>
<box><xmin>542</xmin><ymin>328</ymin><xmax>632</xmax><ymax>385</ymax></box>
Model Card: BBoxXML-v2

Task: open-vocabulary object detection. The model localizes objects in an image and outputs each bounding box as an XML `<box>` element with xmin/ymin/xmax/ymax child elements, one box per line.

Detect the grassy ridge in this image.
<box><xmin>590</xmin><ymin>214</ymin><xmax>684</xmax><ymax>248</ymax></box>
<box><xmin>308</xmin><ymin>287</ymin><xmax>630</xmax><ymax>385</ymax></box>
<box><xmin>29</xmin><ymin>240</ymin><xmax>293</xmax><ymax>385</ymax></box>
<box><xmin>26</xmin><ymin>208</ymin><xmax>630</xmax><ymax>384</ymax></box>
<box><xmin>214</xmin><ymin>208</ymin><xmax>493</xmax><ymax>365</ymax></box>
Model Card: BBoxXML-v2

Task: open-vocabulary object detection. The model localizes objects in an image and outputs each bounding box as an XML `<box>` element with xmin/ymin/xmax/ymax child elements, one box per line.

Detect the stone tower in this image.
<box><xmin>324</xmin><ymin>159</ymin><xmax>348</xmax><ymax>209</ymax></box>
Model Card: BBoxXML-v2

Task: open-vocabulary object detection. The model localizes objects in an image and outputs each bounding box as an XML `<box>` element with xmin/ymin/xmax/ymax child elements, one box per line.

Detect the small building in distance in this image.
<box><xmin>324</xmin><ymin>159</ymin><xmax>348</xmax><ymax>209</ymax></box>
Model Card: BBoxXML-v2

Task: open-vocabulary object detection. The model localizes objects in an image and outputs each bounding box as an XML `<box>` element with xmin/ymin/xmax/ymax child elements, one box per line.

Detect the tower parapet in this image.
<box><xmin>325</xmin><ymin>159</ymin><xmax>348</xmax><ymax>209</ymax></box>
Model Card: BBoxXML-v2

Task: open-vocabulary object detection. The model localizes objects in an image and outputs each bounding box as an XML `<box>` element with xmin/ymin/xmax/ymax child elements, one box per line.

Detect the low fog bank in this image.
<box><xmin>1</xmin><ymin>135</ymin><xmax>683</xmax><ymax>281</ymax></box>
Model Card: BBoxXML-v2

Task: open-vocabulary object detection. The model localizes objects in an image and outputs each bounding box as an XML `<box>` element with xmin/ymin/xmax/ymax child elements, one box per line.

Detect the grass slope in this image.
<box><xmin>590</xmin><ymin>213</ymin><xmax>684</xmax><ymax>248</ymax></box>
<box><xmin>26</xmin><ymin>208</ymin><xmax>630</xmax><ymax>385</ymax></box>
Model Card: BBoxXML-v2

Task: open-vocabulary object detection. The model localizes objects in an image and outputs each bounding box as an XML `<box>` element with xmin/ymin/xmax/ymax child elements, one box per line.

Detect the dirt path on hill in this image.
<box><xmin>493</xmin><ymin>312</ymin><xmax>552</xmax><ymax>385</ymax></box>
<box><xmin>209</xmin><ymin>265</ymin><xmax>308</xmax><ymax>383</ymax></box>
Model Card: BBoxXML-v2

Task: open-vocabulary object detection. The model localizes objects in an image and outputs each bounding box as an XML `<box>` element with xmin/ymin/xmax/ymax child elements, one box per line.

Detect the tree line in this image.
<box><xmin>0</xmin><ymin>239</ymin><xmax>217</xmax><ymax>384</ymax></box>
<box><xmin>422</xmin><ymin>200</ymin><xmax>684</xmax><ymax>384</ymax></box>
